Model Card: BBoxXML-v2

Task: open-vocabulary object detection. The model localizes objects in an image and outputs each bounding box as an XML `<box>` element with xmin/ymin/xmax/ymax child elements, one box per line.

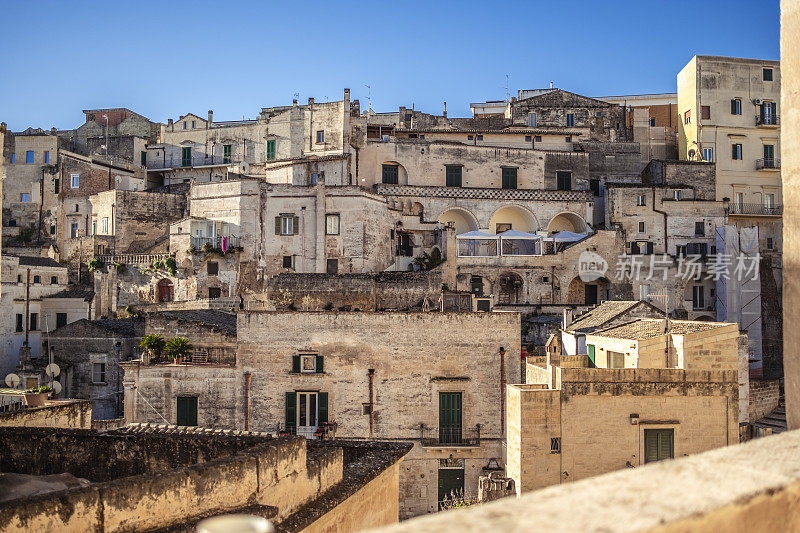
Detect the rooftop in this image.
<box><xmin>568</xmin><ymin>300</ymin><xmax>659</xmax><ymax>333</ymax></box>
<box><xmin>147</xmin><ymin>309</ymin><xmax>237</xmax><ymax>335</ymax></box>
<box><xmin>44</xmin><ymin>288</ymin><xmax>95</xmax><ymax>300</ymax></box>
<box><xmin>14</xmin><ymin>256</ymin><xmax>63</xmax><ymax>268</ymax></box>
<box><xmin>590</xmin><ymin>318</ymin><xmax>734</xmax><ymax>341</ymax></box>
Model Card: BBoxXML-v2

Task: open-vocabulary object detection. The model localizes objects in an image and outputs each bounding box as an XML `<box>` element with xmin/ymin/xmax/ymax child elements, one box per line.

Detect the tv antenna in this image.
<box><xmin>365</xmin><ymin>84</ymin><xmax>372</xmax><ymax>110</ymax></box>
<box><xmin>505</xmin><ymin>74</ymin><xmax>510</xmax><ymax>102</ymax></box>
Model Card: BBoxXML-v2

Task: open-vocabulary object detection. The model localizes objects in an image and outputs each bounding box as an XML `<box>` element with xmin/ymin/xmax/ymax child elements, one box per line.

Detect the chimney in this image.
<box><xmin>550</xmin><ymin>81</ymin><xmax>554</xmax><ymax>89</ymax></box>
<box><xmin>168</xmin><ymin>118</ymin><xmax>173</xmax><ymax>126</ymax></box>
<box><xmin>563</xmin><ymin>308</ymin><xmax>574</xmax><ymax>329</ymax></box>
<box><xmin>207</xmin><ymin>110</ymin><xmax>213</xmax><ymax>125</ymax></box>
<box><xmin>343</xmin><ymin>88</ymin><xmax>350</xmax><ymax>102</ymax></box>
<box><xmin>308</xmin><ymin>97</ymin><xmax>315</xmax><ymax>106</ymax></box>
<box><xmin>443</xmin><ymin>101</ymin><xmax>447</xmax><ymax>118</ymax></box>
<box><xmin>293</xmin><ymin>98</ymin><xmax>298</xmax><ymax>107</ymax></box>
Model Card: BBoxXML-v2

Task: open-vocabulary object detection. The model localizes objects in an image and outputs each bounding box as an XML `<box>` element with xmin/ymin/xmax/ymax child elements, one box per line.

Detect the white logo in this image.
<box><xmin>578</xmin><ymin>251</ymin><xmax>608</xmax><ymax>282</ymax></box>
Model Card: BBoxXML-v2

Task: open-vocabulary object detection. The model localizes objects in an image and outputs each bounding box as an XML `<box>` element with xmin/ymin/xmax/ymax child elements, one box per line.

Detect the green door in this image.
<box><xmin>439</xmin><ymin>392</ymin><xmax>462</xmax><ymax>444</ymax></box>
<box><xmin>266</xmin><ymin>140</ymin><xmax>276</xmax><ymax>161</ymax></box>
<box><xmin>176</xmin><ymin>396</ymin><xmax>198</xmax><ymax>426</ymax></box>
<box><xmin>644</xmin><ymin>429</ymin><xmax>674</xmax><ymax>463</ymax></box>
<box><xmin>438</xmin><ymin>468</ymin><xmax>465</xmax><ymax>509</ymax></box>
<box><xmin>587</xmin><ymin>344</ymin><xmax>596</xmax><ymax>367</ymax></box>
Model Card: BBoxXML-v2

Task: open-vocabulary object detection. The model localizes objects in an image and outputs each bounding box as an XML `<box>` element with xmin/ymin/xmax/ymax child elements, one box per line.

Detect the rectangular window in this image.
<box><xmin>501</xmin><ymin>167</ymin><xmax>517</xmax><ymax>189</ymax></box>
<box><xmin>764</xmin><ymin>144</ymin><xmax>775</xmax><ymax>166</ymax></box>
<box><xmin>11</xmin><ymin>153</ymin><xmax>15</xmax><ymax>163</ymax></box>
<box><xmin>208</xmin><ymin>287</ymin><xmax>221</xmax><ymax>299</ymax></box>
<box><xmin>50</xmin><ymin>224</ymin><xmax>56</xmax><ymax>235</ymax></box>
<box><xmin>566</xmin><ymin>113</ymin><xmax>575</xmax><ymax>127</ymax></box>
<box><xmin>326</xmin><ymin>258</ymin><xmax>338</xmax><ymax>274</ymax></box>
<box><xmin>92</xmin><ymin>363</ymin><xmax>106</xmax><ymax>383</ymax></box>
<box><xmin>207</xmin><ymin>261</ymin><xmax>219</xmax><ymax>275</ymax></box>
<box><xmin>731</xmin><ymin>99</ymin><xmax>742</xmax><ymax>115</ymax></box>
<box><xmin>223</xmin><ymin>144</ymin><xmax>232</xmax><ymax>164</ymax></box>
<box><xmin>16</xmin><ymin>314</ymin><xmax>23</xmax><ymax>332</ymax></box>
<box><xmin>54</xmin><ymin>178</ymin><xmax>59</xmax><ymax>194</ymax></box>
<box><xmin>33</xmin><ymin>275</ymin><xmax>40</xmax><ymax>284</ymax></box>
<box><xmin>326</xmin><ymin>214</ymin><xmax>340</xmax><ymax>235</ymax></box>
<box><xmin>316</xmin><ymin>130</ymin><xmax>325</xmax><ymax>144</ymax></box>
<box><xmin>283</xmin><ymin>255</ymin><xmax>294</xmax><ymax>269</ymax></box>
<box><xmin>276</xmin><ymin>214</ymin><xmax>298</xmax><ymax>236</ymax></box>
<box><xmin>30</xmin><ymin>313</ymin><xmax>38</xmax><ymax>331</ymax></box>
<box><xmin>56</xmin><ymin>312</ymin><xmax>67</xmax><ymax>329</ymax></box>
<box><xmin>590</xmin><ymin>179</ymin><xmax>600</xmax><ymax>197</ymax></box>
<box><xmin>587</xmin><ymin>344</ymin><xmax>595</xmax><ymax>366</ymax></box>
<box><xmin>183</xmin><ymin>121</ymin><xmax>187</xmax><ymax>130</ymax></box>
<box><xmin>71</xmin><ymin>223</ymin><xmax>79</xmax><ymax>238</ymax></box>
<box><xmin>26</xmin><ymin>151</ymin><xmax>34</xmax><ymax>164</ymax></box>
<box><xmin>556</xmin><ymin>171</ymin><xmax>571</xmax><ymax>191</ymax></box>
<box><xmin>767</xmin><ymin>237</ymin><xmax>774</xmax><ymax>250</ymax></box>
<box><xmin>20</xmin><ymin>193</ymin><xmax>29</xmax><ymax>202</ymax></box>
<box><xmin>673</xmin><ymin>190</ymin><xmax>682</xmax><ymax>200</ymax></box>
<box><xmin>141</xmin><ymin>151</ymin><xmax>147</xmax><ymax>166</ymax></box>
<box><xmin>695</xmin><ymin>221</ymin><xmax>705</xmax><ymax>236</ymax></box>
<box><xmin>266</xmin><ymin>139</ymin><xmax>276</xmax><ymax>161</ymax></box>
<box><xmin>550</xmin><ymin>437</ymin><xmax>561</xmax><ymax>454</ymax></box>
<box><xmin>467</xmin><ymin>135</ymin><xmax>474</xmax><ymax>141</ymax></box>
<box><xmin>445</xmin><ymin>165</ymin><xmax>462</xmax><ymax>187</ymax></box>
<box><xmin>71</xmin><ymin>174</ymin><xmax>80</xmax><ymax>188</ymax></box>
<box><xmin>92</xmin><ymin>221</ymin><xmax>97</xmax><ymax>235</ymax></box>
<box><xmin>636</xmin><ymin>194</ymin><xmax>646</xmax><ymax>206</ymax></box>
<box><xmin>293</xmin><ymin>353</ymin><xmax>323</xmax><ymax>374</ymax></box>
<box><xmin>732</xmin><ymin>143</ymin><xmax>743</xmax><ymax>160</ymax></box>
<box><xmin>684</xmin><ymin>110</ymin><xmax>691</xmax><ymax>124</ymax></box>
<box><xmin>439</xmin><ymin>392</ymin><xmax>463</xmax><ymax>445</ymax></box>
<box><xmin>527</xmin><ymin>113</ymin><xmax>537</xmax><ymax>127</ymax></box>
<box><xmin>181</xmin><ymin>147</ymin><xmax>192</xmax><ymax>167</ymax></box>
<box><xmin>639</xmin><ymin>284</ymin><xmax>650</xmax><ymax>301</ymax></box>
<box><xmin>763</xmin><ymin>67</ymin><xmax>773</xmax><ymax>81</ymax></box>
<box><xmin>693</xmin><ymin>285</ymin><xmax>705</xmax><ymax>310</ymax></box>
<box><xmin>534</xmin><ymin>135</ymin><xmax>542</xmax><ymax>142</ymax></box>
<box><xmin>565</xmin><ymin>136</ymin><xmax>572</xmax><ymax>143</ymax></box>
<box><xmin>607</xmin><ymin>351</ymin><xmax>624</xmax><ymax>369</ymax></box>
<box><xmin>702</xmin><ymin>147</ymin><xmax>714</xmax><ymax>162</ymax></box>
<box><xmin>525</xmin><ymin>135</ymin><xmax>532</xmax><ymax>142</ymax></box>
<box><xmin>191</xmin><ymin>120</ymin><xmax>196</xmax><ymax>128</ymax></box>
<box><xmin>382</xmin><ymin>164</ymin><xmax>399</xmax><ymax>184</ymax></box>
<box><xmin>51</xmin><ymin>276</ymin><xmax>58</xmax><ymax>284</ymax></box>
<box><xmin>102</xmin><ymin>217</ymin><xmax>109</xmax><ymax>234</ymax></box>
<box><xmin>644</xmin><ymin>428</ymin><xmax>674</xmax><ymax>463</ymax></box>
<box><xmin>638</xmin><ymin>221</ymin><xmax>646</xmax><ymax>233</ymax></box>
<box><xmin>701</xmin><ymin>106</ymin><xmax>710</xmax><ymax>120</ymax></box>
<box><xmin>649</xmin><ymin>117</ymin><xmax>656</xmax><ymax>127</ymax></box>
<box><xmin>765</xmin><ymin>193</ymin><xmax>775</xmax><ymax>208</ymax></box>
<box><xmin>44</xmin><ymin>151</ymin><xmax>50</xmax><ymax>164</ymax></box>
<box><xmin>176</xmin><ymin>396</ymin><xmax>198</xmax><ymax>426</ymax></box>
<box><xmin>476</xmin><ymin>135</ymin><xmax>483</xmax><ymax>141</ymax></box>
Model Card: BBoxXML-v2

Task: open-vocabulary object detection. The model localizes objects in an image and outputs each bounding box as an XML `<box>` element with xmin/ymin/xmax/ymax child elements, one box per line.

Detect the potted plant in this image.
<box><xmin>164</xmin><ymin>337</ymin><xmax>194</xmax><ymax>365</ymax></box>
<box><xmin>139</xmin><ymin>334</ymin><xmax>166</xmax><ymax>364</ymax></box>
<box><xmin>25</xmin><ymin>385</ymin><xmax>53</xmax><ymax>407</ymax></box>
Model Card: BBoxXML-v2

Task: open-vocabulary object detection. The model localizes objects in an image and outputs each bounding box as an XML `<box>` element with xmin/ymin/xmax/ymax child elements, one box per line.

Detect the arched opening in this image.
<box><xmin>547</xmin><ymin>212</ymin><xmax>588</xmax><ymax>234</ymax></box>
<box><xmin>489</xmin><ymin>206</ymin><xmax>537</xmax><ymax>234</ymax></box>
<box><xmin>694</xmin><ymin>315</ymin><xmax>715</xmax><ymax>322</ymax></box>
<box><xmin>438</xmin><ymin>208</ymin><xmax>479</xmax><ymax>235</ymax></box>
<box><xmin>380</xmin><ymin>161</ymin><xmax>409</xmax><ymax>185</ymax></box>
<box><xmin>566</xmin><ymin>276</ymin><xmax>609</xmax><ymax>305</ymax></box>
<box><xmin>498</xmin><ymin>272</ymin><xmax>524</xmax><ymax>304</ymax></box>
<box><xmin>157</xmin><ymin>279</ymin><xmax>174</xmax><ymax>303</ymax></box>
<box><xmin>411</xmin><ymin>202</ymin><xmax>424</xmax><ymax>217</ymax></box>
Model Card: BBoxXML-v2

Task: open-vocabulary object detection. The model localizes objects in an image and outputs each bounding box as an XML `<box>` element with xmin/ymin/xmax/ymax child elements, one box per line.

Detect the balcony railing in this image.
<box><xmin>147</xmin><ymin>156</ymin><xmax>240</xmax><ymax>170</ymax></box>
<box><xmin>99</xmin><ymin>252</ymin><xmax>172</xmax><ymax>266</ymax></box>
<box><xmin>756</xmin><ymin>158</ymin><xmax>781</xmax><ymax>170</ymax></box>
<box><xmin>727</xmin><ymin>203</ymin><xmax>782</xmax><ymax>216</ymax></box>
<box><xmin>191</xmin><ymin>235</ymin><xmax>240</xmax><ymax>250</ymax></box>
<box><xmin>421</xmin><ymin>426</ymin><xmax>480</xmax><ymax>447</ymax></box>
<box><xmin>756</xmin><ymin>114</ymin><xmax>780</xmax><ymax>126</ymax></box>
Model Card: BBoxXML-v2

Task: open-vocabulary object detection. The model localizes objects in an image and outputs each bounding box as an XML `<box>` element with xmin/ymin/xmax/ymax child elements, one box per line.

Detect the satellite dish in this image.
<box><xmin>45</xmin><ymin>363</ymin><xmax>60</xmax><ymax>378</ymax></box>
<box><xmin>5</xmin><ymin>373</ymin><xmax>20</xmax><ymax>388</ymax></box>
<box><xmin>51</xmin><ymin>381</ymin><xmax>62</xmax><ymax>395</ymax></box>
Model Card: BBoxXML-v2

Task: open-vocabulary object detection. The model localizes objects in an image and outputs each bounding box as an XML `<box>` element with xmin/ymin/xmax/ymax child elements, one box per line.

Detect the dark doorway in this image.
<box><xmin>176</xmin><ymin>396</ymin><xmax>198</xmax><ymax>426</ymax></box>
<box><xmin>585</xmin><ymin>284</ymin><xmax>598</xmax><ymax>305</ymax></box>
<box><xmin>157</xmin><ymin>279</ymin><xmax>174</xmax><ymax>302</ymax></box>
<box><xmin>470</xmin><ymin>275</ymin><xmax>484</xmax><ymax>296</ymax></box>
<box><xmin>326</xmin><ymin>259</ymin><xmax>338</xmax><ymax>274</ymax></box>
<box><xmin>438</xmin><ymin>468</ymin><xmax>465</xmax><ymax>509</ymax></box>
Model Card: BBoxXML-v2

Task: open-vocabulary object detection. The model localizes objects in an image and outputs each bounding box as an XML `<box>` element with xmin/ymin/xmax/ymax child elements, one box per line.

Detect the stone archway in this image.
<box><xmin>547</xmin><ymin>211</ymin><xmax>588</xmax><ymax>234</ymax></box>
<box><xmin>497</xmin><ymin>272</ymin><xmax>524</xmax><ymax>304</ymax></box>
<box><xmin>488</xmin><ymin>205</ymin><xmax>538</xmax><ymax>234</ymax></box>
<box><xmin>438</xmin><ymin>208</ymin><xmax>479</xmax><ymax>235</ymax></box>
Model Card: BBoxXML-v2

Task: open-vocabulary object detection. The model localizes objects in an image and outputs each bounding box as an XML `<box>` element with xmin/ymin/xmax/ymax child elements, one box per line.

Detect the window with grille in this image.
<box><xmin>382</xmin><ymin>164</ymin><xmax>399</xmax><ymax>184</ymax></box>
<box><xmin>550</xmin><ymin>437</ymin><xmax>561</xmax><ymax>454</ymax></box>
<box><xmin>92</xmin><ymin>363</ymin><xmax>106</xmax><ymax>384</ymax></box>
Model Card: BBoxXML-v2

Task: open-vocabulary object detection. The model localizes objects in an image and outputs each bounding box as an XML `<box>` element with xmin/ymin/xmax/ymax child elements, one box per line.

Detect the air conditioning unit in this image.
<box><xmin>753</xmin><ymin>99</ymin><xmax>762</xmax><ymax>105</ymax></box>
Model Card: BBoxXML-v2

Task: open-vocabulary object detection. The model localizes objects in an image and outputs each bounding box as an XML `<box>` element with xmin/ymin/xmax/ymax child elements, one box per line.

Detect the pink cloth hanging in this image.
<box><xmin>221</xmin><ymin>236</ymin><xmax>228</xmax><ymax>253</ymax></box>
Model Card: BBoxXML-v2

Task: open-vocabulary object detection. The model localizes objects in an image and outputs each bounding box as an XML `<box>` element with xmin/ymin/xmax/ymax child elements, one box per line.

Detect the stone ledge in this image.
<box><xmin>378</xmin><ymin>430</ymin><xmax>800</xmax><ymax>532</ymax></box>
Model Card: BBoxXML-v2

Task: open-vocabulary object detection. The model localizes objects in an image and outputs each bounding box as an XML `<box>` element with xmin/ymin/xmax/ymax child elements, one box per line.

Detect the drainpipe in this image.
<box><xmin>25</xmin><ymin>269</ymin><xmax>31</xmax><ymax>346</ymax></box>
<box><xmin>652</xmin><ymin>189</ymin><xmax>668</xmax><ymax>254</ymax></box>
<box><xmin>244</xmin><ymin>371</ymin><xmax>251</xmax><ymax>431</ymax></box>
<box><xmin>368</xmin><ymin>369</ymin><xmax>375</xmax><ymax>438</ymax></box>
<box><xmin>499</xmin><ymin>347</ymin><xmax>506</xmax><ymax>436</ymax></box>
<box><xmin>38</xmin><ymin>167</ymin><xmax>44</xmax><ymax>244</ymax></box>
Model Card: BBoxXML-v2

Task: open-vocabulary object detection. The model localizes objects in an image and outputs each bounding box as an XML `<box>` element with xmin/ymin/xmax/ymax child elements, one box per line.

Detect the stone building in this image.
<box><xmin>121</xmin><ymin>310</ymin><xmax>521</xmax><ymax>519</ymax></box>
<box><xmin>597</xmin><ymin>93</ymin><xmax>679</xmax><ymax>164</ymax></box>
<box><xmin>507</xmin><ymin>318</ymin><xmax>742</xmax><ymax>494</ymax></box>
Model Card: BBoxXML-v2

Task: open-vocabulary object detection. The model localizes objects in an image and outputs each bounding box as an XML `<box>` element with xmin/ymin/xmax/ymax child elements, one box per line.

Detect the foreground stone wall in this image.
<box><xmin>0</xmin><ymin>399</ymin><xmax>92</xmax><ymax>429</ymax></box>
<box><xmin>749</xmin><ymin>379</ymin><xmax>781</xmax><ymax>423</ymax></box>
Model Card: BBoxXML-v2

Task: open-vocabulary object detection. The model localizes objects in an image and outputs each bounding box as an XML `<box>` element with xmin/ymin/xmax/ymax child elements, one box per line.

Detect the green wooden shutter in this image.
<box><xmin>285</xmin><ymin>392</ymin><xmax>296</xmax><ymax>431</ymax></box>
<box><xmin>644</xmin><ymin>430</ymin><xmax>659</xmax><ymax>463</ymax></box>
<box><xmin>660</xmin><ymin>430</ymin><xmax>674</xmax><ymax>460</ymax></box>
<box><xmin>316</xmin><ymin>355</ymin><xmax>324</xmax><ymax>373</ymax></box>
<box><xmin>292</xmin><ymin>216</ymin><xmax>299</xmax><ymax>235</ymax></box>
<box><xmin>318</xmin><ymin>392</ymin><xmax>328</xmax><ymax>424</ymax></box>
<box><xmin>731</xmin><ymin>99</ymin><xmax>737</xmax><ymax>114</ymax></box>
<box><xmin>266</xmin><ymin>140</ymin><xmax>276</xmax><ymax>161</ymax></box>
<box><xmin>292</xmin><ymin>355</ymin><xmax>300</xmax><ymax>373</ymax></box>
<box><xmin>275</xmin><ymin>216</ymin><xmax>281</xmax><ymax>235</ymax></box>
<box><xmin>587</xmin><ymin>344</ymin><xmax>595</xmax><ymax>367</ymax></box>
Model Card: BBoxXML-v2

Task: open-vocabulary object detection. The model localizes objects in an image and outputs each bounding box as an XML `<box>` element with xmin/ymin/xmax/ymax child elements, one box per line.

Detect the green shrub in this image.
<box><xmin>164</xmin><ymin>337</ymin><xmax>194</xmax><ymax>361</ymax></box>
<box><xmin>165</xmin><ymin>257</ymin><xmax>177</xmax><ymax>276</ymax></box>
<box><xmin>139</xmin><ymin>334</ymin><xmax>166</xmax><ymax>360</ymax></box>
<box><xmin>88</xmin><ymin>257</ymin><xmax>104</xmax><ymax>272</ymax></box>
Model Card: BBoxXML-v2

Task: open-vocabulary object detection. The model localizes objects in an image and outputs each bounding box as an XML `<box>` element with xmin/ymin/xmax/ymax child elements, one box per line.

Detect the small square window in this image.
<box><xmin>326</xmin><ymin>214</ymin><xmax>340</xmax><ymax>235</ymax></box>
<box><xmin>596</xmin><ymin>111</ymin><xmax>603</xmax><ymax>117</ymax></box>
<box><xmin>283</xmin><ymin>255</ymin><xmax>294</xmax><ymax>269</ymax></box>
<box><xmin>51</xmin><ymin>276</ymin><xmax>58</xmax><ymax>284</ymax></box>
<box><xmin>362</xmin><ymin>403</ymin><xmax>372</xmax><ymax>415</ymax></box>
<box><xmin>208</xmin><ymin>287</ymin><xmax>221</xmax><ymax>299</ymax></box>
<box><xmin>636</xmin><ymin>194</ymin><xmax>646</xmax><ymax>206</ymax></box>
<box><xmin>525</xmin><ymin>135</ymin><xmax>532</xmax><ymax>142</ymax></box>
<box><xmin>301</xmin><ymin>354</ymin><xmax>317</xmax><ymax>373</ymax></box>
<box><xmin>766</xmin><ymin>237</ymin><xmax>774</xmax><ymax>250</ymax></box>
<box><xmin>534</xmin><ymin>135</ymin><xmax>542</xmax><ymax>142</ymax></box>
<box><xmin>649</xmin><ymin>117</ymin><xmax>656</xmax><ymax>127</ymax></box>
<box><xmin>565</xmin><ymin>136</ymin><xmax>572</xmax><ymax>143</ymax></box>
<box><xmin>702</xmin><ymin>148</ymin><xmax>714</xmax><ymax>162</ymax></box>
<box><xmin>701</xmin><ymin>106</ymin><xmax>710</xmax><ymax>120</ymax></box>
<box><xmin>476</xmin><ymin>135</ymin><xmax>483</xmax><ymax>141</ymax></box>
<box><xmin>467</xmin><ymin>135</ymin><xmax>474</xmax><ymax>141</ymax></box>
<box><xmin>638</xmin><ymin>221</ymin><xmax>646</xmax><ymax>233</ymax></box>
<box><xmin>277</xmin><ymin>214</ymin><xmax>296</xmax><ymax>236</ymax></box>
<box><xmin>316</xmin><ymin>130</ymin><xmax>325</xmax><ymax>144</ymax></box>
<box><xmin>20</xmin><ymin>193</ymin><xmax>29</xmax><ymax>202</ymax></box>
<box><xmin>542</xmin><ymin>275</ymin><xmax>550</xmax><ymax>283</ymax></box>
<box><xmin>207</xmin><ymin>261</ymin><xmax>219</xmax><ymax>275</ymax></box>
<box><xmin>33</xmin><ymin>275</ymin><xmax>41</xmax><ymax>284</ymax></box>
<box><xmin>763</xmin><ymin>68</ymin><xmax>773</xmax><ymax>82</ymax></box>
<box><xmin>92</xmin><ymin>362</ymin><xmax>106</xmax><ymax>384</ymax></box>
<box><xmin>550</xmin><ymin>437</ymin><xmax>561</xmax><ymax>454</ymax></box>
<box><xmin>674</xmin><ymin>190</ymin><xmax>682</xmax><ymax>200</ymax></box>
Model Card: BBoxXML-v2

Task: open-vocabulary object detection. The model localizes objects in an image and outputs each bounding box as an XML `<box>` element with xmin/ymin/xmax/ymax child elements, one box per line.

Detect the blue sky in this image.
<box><xmin>0</xmin><ymin>0</ymin><xmax>779</xmax><ymax>131</ymax></box>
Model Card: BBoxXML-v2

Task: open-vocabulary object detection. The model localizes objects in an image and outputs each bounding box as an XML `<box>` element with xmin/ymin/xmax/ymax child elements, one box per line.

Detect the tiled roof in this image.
<box><xmin>109</xmin><ymin>423</ymin><xmax>272</xmax><ymax>437</ymax></box>
<box><xmin>45</xmin><ymin>288</ymin><xmax>94</xmax><ymax>300</ymax></box>
<box><xmin>591</xmin><ymin>319</ymin><xmax>732</xmax><ymax>341</ymax></box>
<box><xmin>16</xmin><ymin>256</ymin><xmax>63</xmax><ymax>268</ymax></box>
<box><xmin>568</xmin><ymin>301</ymin><xmax>646</xmax><ymax>333</ymax></box>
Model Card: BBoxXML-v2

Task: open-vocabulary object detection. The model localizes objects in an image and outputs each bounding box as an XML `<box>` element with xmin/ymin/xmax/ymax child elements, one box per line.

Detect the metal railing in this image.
<box><xmin>147</xmin><ymin>155</ymin><xmax>241</xmax><ymax>170</ymax></box>
<box><xmin>191</xmin><ymin>235</ymin><xmax>240</xmax><ymax>250</ymax></box>
<box><xmin>727</xmin><ymin>203</ymin><xmax>782</xmax><ymax>216</ymax></box>
<box><xmin>421</xmin><ymin>426</ymin><xmax>480</xmax><ymax>447</ymax></box>
<box><xmin>99</xmin><ymin>252</ymin><xmax>173</xmax><ymax>266</ymax></box>
<box><xmin>279</xmin><ymin>423</ymin><xmax>337</xmax><ymax>439</ymax></box>
<box><xmin>756</xmin><ymin>114</ymin><xmax>779</xmax><ymax>126</ymax></box>
<box><xmin>756</xmin><ymin>158</ymin><xmax>781</xmax><ymax>170</ymax></box>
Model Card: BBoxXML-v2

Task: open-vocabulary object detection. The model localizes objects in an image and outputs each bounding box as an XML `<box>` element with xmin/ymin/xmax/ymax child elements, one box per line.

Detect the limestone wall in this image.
<box><xmin>749</xmin><ymin>379</ymin><xmax>781</xmax><ymax>423</ymax></box>
<box><xmin>0</xmin><ymin>399</ymin><xmax>92</xmax><ymax>429</ymax></box>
